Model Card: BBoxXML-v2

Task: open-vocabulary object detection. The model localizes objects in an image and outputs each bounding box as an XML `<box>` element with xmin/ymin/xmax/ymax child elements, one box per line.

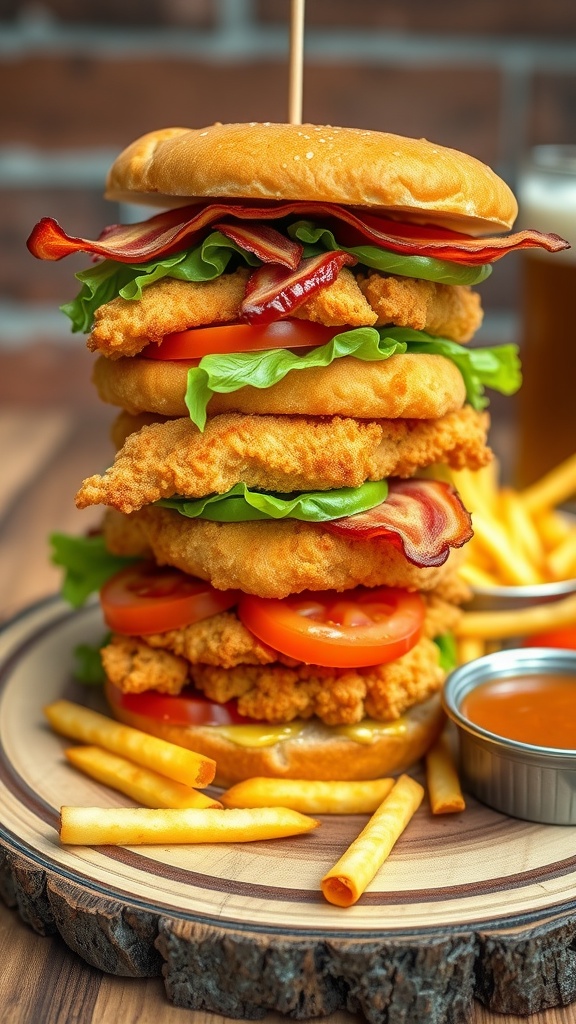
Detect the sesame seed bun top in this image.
<box><xmin>105</xmin><ymin>122</ymin><xmax>517</xmax><ymax>236</ymax></box>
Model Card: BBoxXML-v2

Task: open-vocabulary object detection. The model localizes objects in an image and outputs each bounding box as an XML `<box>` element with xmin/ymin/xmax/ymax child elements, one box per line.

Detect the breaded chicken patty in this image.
<box><xmin>100</xmin><ymin>591</ymin><xmax>459</xmax><ymax>726</ymax></box>
<box><xmin>88</xmin><ymin>265</ymin><xmax>483</xmax><ymax>359</ymax></box>
<box><xmin>92</xmin><ymin>351</ymin><xmax>468</xmax><ymax>419</ymax></box>
<box><xmin>76</xmin><ymin>407</ymin><xmax>490</xmax><ymax>514</ymax></box>
<box><xmin>102</xmin><ymin>633</ymin><xmax>444</xmax><ymax>726</ymax></box>
<box><xmin>102</xmin><ymin>505</ymin><xmax>467</xmax><ymax>598</ymax></box>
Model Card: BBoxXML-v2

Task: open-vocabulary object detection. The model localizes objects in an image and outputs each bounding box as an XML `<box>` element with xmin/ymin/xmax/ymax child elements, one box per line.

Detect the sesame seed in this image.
<box><xmin>306</xmin><ymin>151</ymin><xmax>314</xmax><ymax>159</ymax></box>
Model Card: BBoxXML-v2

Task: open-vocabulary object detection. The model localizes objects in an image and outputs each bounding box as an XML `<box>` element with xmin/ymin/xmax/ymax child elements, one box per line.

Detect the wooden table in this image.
<box><xmin>0</xmin><ymin>344</ymin><xmax>574</xmax><ymax>1024</ymax></box>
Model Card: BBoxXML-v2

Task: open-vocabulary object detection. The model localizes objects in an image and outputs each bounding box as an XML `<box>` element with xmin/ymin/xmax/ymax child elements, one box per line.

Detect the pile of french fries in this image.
<box><xmin>452</xmin><ymin>452</ymin><xmax>576</xmax><ymax>661</ymax></box>
<box><xmin>45</xmin><ymin>699</ymin><xmax>465</xmax><ymax>908</ymax></box>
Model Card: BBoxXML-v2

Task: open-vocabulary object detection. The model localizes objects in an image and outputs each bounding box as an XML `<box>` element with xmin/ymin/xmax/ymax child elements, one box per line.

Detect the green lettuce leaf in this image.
<box><xmin>156</xmin><ymin>479</ymin><xmax>389</xmax><ymax>522</ymax></box>
<box><xmin>185</xmin><ymin>327</ymin><xmax>404</xmax><ymax>429</ymax></box>
<box><xmin>60</xmin><ymin>231</ymin><xmax>259</xmax><ymax>333</ymax></box>
<box><xmin>50</xmin><ymin>532</ymin><xmax>139</xmax><ymax>607</ymax></box>
<box><xmin>434</xmin><ymin>633</ymin><xmax>458</xmax><ymax>674</ymax></box>
<box><xmin>185</xmin><ymin>325</ymin><xmax>521</xmax><ymax>430</ymax></box>
<box><xmin>404</xmin><ymin>336</ymin><xmax>522</xmax><ymax>407</ymax></box>
<box><xmin>73</xmin><ymin>638</ymin><xmax>109</xmax><ymax>687</ymax></box>
<box><xmin>289</xmin><ymin>220</ymin><xmax>493</xmax><ymax>286</ymax></box>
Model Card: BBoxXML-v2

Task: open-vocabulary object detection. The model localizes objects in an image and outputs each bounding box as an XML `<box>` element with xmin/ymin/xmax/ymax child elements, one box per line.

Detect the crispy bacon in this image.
<box><xmin>26</xmin><ymin>200</ymin><xmax>569</xmax><ymax>266</ymax></box>
<box><xmin>323</xmin><ymin>478</ymin><xmax>473</xmax><ymax>568</ymax></box>
<box><xmin>241</xmin><ymin>251</ymin><xmax>357</xmax><ymax>323</ymax></box>
<box><xmin>213</xmin><ymin>222</ymin><xmax>302</xmax><ymax>269</ymax></box>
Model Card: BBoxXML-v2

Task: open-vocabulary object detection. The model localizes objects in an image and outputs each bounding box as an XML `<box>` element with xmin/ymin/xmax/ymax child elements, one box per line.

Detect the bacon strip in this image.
<box><xmin>323</xmin><ymin>478</ymin><xmax>473</xmax><ymax>568</ymax></box>
<box><xmin>213</xmin><ymin>222</ymin><xmax>302</xmax><ymax>269</ymax></box>
<box><xmin>26</xmin><ymin>200</ymin><xmax>569</xmax><ymax>266</ymax></box>
<box><xmin>241</xmin><ymin>251</ymin><xmax>357</xmax><ymax>323</ymax></box>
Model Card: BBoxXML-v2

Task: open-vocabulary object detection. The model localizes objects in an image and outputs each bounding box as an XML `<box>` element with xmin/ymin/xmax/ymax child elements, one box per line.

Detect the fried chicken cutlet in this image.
<box><xmin>101</xmin><ymin>505</ymin><xmax>469</xmax><ymax>598</ymax></box>
<box><xmin>76</xmin><ymin>407</ymin><xmax>490</xmax><ymax>514</ymax></box>
<box><xmin>101</xmin><ymin>586</ymin><xmax>462</xmax><ymax>725</ymax></box>
<box><xmin>88</xmin><ymin>264</ymin><xmax>482</xmax><ymax>359</ymax></box>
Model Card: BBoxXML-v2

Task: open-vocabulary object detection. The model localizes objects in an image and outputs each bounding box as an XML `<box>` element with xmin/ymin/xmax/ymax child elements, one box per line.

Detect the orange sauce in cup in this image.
<box><xmin>461</xmin><ymin>674</ymin><xmax>576</xmax><ymax>749</ymax></box>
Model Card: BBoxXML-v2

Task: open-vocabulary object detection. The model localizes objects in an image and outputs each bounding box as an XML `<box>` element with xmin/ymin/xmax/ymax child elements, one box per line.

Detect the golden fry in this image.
<box><xmin>548</xmin><ymin>531</ymin><xmax>576</xmax><ymax>581</ymax></box>
<box><xmin>221</xmin><ymin>777</ymin><xmax>395</xmax><ymax>815</ymax></box>
<box><xmin>455</xmin><ymin>592</ymin><xmax>576</xmax><ymax>640</ymax></box>
<box><xmin>499</xmin><ymin>488</ymin><xmax>546</xmax><ymax>580</ymax></box>
<box><xmin>535</xmin><ymin>509</ymin><xmax>573</xmax><ymax>551</ymax></box>
<box><xmin>320</xmin><ymin>774</ymin><xmax>424</xmax><ymax>907</ymax></box>
<box><xmin>458</xmin><ymin>561</ymin><xmax>501</xmax><ymax>590</ymax></box>
<box><xmin>45</xmin><ymin>699</ymin><xmax>216</xmax><ymax>788</ymax></box>
<box><xmin>65</xmin><ymin>746</ymin><xmax>222</xmax><ymax>809</ymax></box>
<box><xmin>59</xmin><ymin>805</ymin><xmax>319</xmax><ymax>845</ymax></box>
<box><xmin>456</xmin><ymin>636</ymin><xmax>486</xmax><ymax>665</ymax></box>
<box><xmin>521</xmin><ymin>453</ymin><xmax>576</xmax><ymax>516</ymax></box>
<box><xmin>425</xmin><ymin>733</ymin><xmax>466</xmax><ymax>815</ymax></box>
<box><xmin>471</xmin><ymin>512</ymin><xmax>541</xmax><ymax>587</ymax></box>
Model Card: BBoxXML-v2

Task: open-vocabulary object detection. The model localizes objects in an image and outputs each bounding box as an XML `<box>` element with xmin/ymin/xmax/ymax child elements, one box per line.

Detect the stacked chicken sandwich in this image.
<box><xmin>28</xmin><ymin>122</ymin><xmax>566</xmax><ymax>783</ymax></box>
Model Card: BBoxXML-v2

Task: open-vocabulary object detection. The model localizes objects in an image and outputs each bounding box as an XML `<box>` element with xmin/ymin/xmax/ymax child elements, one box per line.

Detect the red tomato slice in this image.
<box><xmin>106</xmin><ymin>679</ymin><xmax>254</xmax><ymax>726</ymax></box>
<box><xmin>100</xmin><ymin>562</ymin><xmax>240</xmax><ymax>635</ymax></box>
<box><xmin>237</xmin><ymin>587</ymin><xmax>425</xmax><ymax>668</ymax></box>
<box><xmin>523</xmin><ymin>627</ymin><xmax>576</xmax><ymax>650</ymax></box>
<box><xmin>141</xmin><ymin>320</ymin><xmax>336</xmax><ymax>359</ymax></box>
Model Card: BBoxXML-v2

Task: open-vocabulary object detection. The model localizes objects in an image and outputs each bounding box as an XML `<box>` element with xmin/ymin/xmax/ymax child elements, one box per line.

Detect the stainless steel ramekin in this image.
<box><xmin>469</xmin><ymin>577</ymin><xmax>576</xmax><ymax>613</ymax></box>
<box><xmin>442</xmin><ymin>647</ymin><xmax>576</xmax><ymax>824</ymax></box>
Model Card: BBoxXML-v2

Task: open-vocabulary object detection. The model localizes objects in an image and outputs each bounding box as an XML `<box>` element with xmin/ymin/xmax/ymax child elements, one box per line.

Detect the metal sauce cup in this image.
<box><xmin>442</xmin><ymin>648</ymin><xmax>576</xmax><ymax>824</ymax></box>
<box><xmin>470</xmin><ymin>577</ymin><xmax>576</xmax><ymax>613</ymax></box>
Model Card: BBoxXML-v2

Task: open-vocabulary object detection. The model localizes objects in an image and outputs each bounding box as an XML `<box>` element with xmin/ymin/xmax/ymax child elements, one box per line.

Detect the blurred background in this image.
<box><xmin>0</xmin><ymin>0</ymin><xmax>575</xmax><ymax>611</ymax></box>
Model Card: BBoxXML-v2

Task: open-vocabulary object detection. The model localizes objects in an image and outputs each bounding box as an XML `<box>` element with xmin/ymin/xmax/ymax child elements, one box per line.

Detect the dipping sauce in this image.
<box><xmin>461</xmin><ymin>674</ymin><xmax>576</xmax><ymax>749</ymax></box>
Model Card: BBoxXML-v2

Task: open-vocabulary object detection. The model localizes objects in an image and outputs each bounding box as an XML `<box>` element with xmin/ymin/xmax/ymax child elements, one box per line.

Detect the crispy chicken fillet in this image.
<box><xmin>88</xmin><ymin>269</ymin><xmax>250</xmax><ymax>359</ymax></box>
<box><xmin>102</xmin><ymin>506</ymin><xmax>467</xmax><ymax>598</ymax></box>
<box><xmin>76</xmin><ymin>407</ymin><xmax>491</xmax><ymax>513</ymax></box>
<box><xmin>88</xmin><ymin>265</ymin><xmax>482</xmax><ymax>358</ymax></box>
<box><xmin>357</xmin><ymin>273</ymin><xmax>482</xmax><ymax>342</ymax></box>
<box><xmin>101</xmin><ymin>593</ymin><xmax>459</xmax><ymax>725</ymax></box>
<box><xmin>93</xmin><ymin>351</ymin><xmax>468</xmax><ymax>419</ymax></box>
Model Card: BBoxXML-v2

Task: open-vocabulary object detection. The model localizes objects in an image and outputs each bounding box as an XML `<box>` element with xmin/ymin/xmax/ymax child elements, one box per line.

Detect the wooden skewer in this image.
<box><xmin>288</xmin><ymin>0</ymin><xmax>305</xmax><ymax>124</ymax></box>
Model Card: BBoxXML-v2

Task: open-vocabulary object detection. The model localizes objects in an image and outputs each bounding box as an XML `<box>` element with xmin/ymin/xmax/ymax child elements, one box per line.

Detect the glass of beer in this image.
<box><xmin>515</xmin><ymin>145</ymin><xmax>576</xmax><ymax>488</ymax></box>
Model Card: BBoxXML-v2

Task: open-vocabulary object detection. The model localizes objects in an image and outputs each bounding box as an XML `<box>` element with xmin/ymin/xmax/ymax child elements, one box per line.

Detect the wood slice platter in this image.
<box><xmin>1</xmin><ymin>597</ymin><xmax>576</xmax><ymax>1024</ymax></box>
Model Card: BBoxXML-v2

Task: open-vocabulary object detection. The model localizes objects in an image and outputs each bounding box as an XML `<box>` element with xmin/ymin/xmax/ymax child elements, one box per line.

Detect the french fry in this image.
<box><xmin>521</xmin><ymin>453</ymin><xmax>576</xmax><ymax>517</ymax></box>
<box><xmin>457</xmin><ymin>560</ymin><xmax>501</xmax><ymax>590</ymax></box>
<box><xmin>45</xmin><ymin>700</ymin><xmax>216</xmax><ymax>788</ymax></box>
<box><xmin>65</xmin><ymin>746</ymin><xmax>222</xmax><ymax>809</ymax></box>
<box><xmin>455</xmin><ymin>592</ymin><xmax>576</xmax><ymax>640</ymax></box>
<box><xmin>471</xmin><ymin>511</ymin><xmax>541</xmax><ymax>586</ymax></box>
<box><xmin>535</xmin><ymin>508</ymin><xmax>574</xmax><ymax>551</ymax></box>
<box><xmin>221</xmin><ymin>777</ymin><xmax>395</xmax><ymax>815</ymax></box>
<box><xmin>59</xmin><ymin>805</ymin><xmax>319</xmax><ymax>846</ymax></box>
<box><xmin>320</xmin><ymin>774</ymin><xmax>424</xmax><ymax>907</ymax></box>
<box><xmin>425</xmin><ymin>733</ymin><xmax>466</xmax><ymax>815</ymax></box>
<box><xmin>499</xmin><ymin>487</ymin><xmax>546</xmax><ymax>579</ymax></box>
<box><xmin>548</xmin><ymin>531</ymin><xmax>576</xmax><ymax>581</ymax></box>
<box><xmin>456</xmin><ymin>636</ymin><xmax>485</xmax><ymax>665</ymax></box>
<box><xmin>451</xmin><ymin>467</ymin><xmax>493</xmax><ymax>520</ymax></box>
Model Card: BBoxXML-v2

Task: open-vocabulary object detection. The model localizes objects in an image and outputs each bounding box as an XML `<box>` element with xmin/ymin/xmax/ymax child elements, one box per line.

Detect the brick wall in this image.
<box><xmin>2</xmin><ymin>0</ymin><xmax>576</xmax><ymax>348</ymax></box>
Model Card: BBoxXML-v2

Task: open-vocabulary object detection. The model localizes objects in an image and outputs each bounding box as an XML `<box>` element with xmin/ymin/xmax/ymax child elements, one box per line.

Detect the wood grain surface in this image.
<box><xmin>1</xmin><ymin>348</ymin><xmax>575</xmax><ymax>1024</ymax></box>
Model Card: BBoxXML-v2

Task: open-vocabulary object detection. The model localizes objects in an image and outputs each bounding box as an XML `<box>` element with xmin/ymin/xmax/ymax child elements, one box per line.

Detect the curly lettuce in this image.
<box><xmin>185</xmin><ymin>326</ymin><xmax>521</xmax><ymax>430</ymax></box>
<box><xmin>50</xmin><ymin>532</ymin><xmax>139</xmax><ymax>607</ymax></box>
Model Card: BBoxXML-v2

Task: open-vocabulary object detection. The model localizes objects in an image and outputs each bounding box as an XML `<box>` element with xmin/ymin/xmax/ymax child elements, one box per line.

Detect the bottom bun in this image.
<box><xmin>105</xmin><ymin>680</ymin><xmax>445</xmax><ymax>785</ymax></box>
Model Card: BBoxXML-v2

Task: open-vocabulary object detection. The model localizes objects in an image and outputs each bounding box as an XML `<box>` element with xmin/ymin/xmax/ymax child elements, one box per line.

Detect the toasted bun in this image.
<box><xmin>105</xmin><ymin>122</ymin><xmax>517</xmax><ymax>235</ymax></box>
<box><xmin>92</xmin><ymin>351</ymin><xmax>467</xmax><ymax>420</ymax></box>
<box><xmin>104</xmin><ymin>679</ymin><xmax>444</xmax><ymax>785</ymax></box>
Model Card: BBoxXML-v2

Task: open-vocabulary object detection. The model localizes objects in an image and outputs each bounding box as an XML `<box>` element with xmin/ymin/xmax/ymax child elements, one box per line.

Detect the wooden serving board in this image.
<box><xmin>1</xmin><ymin>598</ymin><xmax>576</xmax><ymax>1024</ymax></box>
